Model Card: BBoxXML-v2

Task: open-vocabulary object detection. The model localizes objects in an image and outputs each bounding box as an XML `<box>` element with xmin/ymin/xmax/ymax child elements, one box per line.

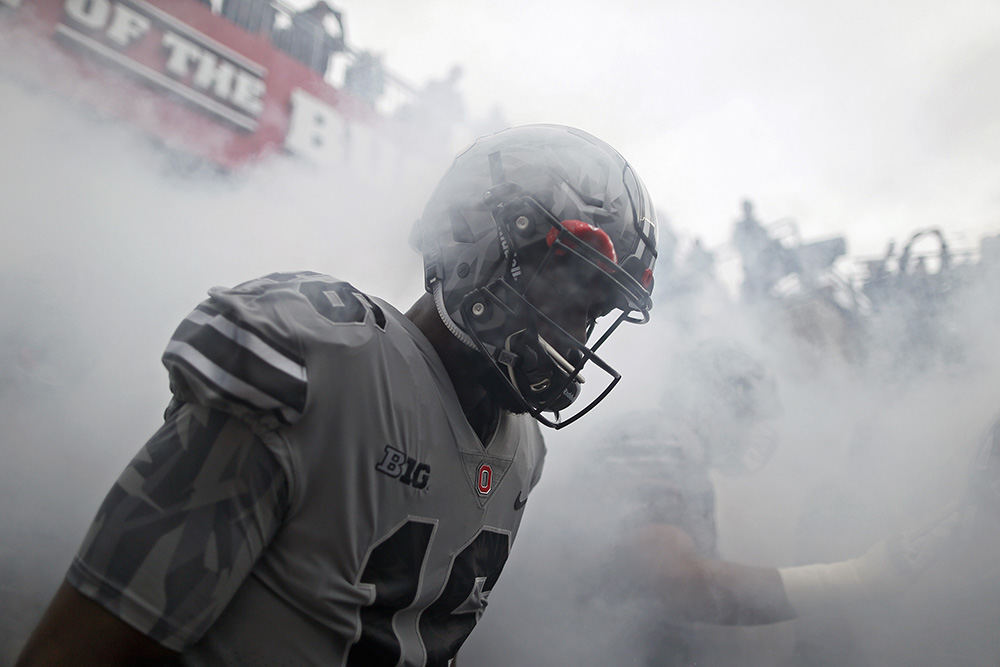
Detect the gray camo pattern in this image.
<box><xmin>68</xmin><ymin>401</ymin><xmax>289</xmax><ymax>651</ymax></box>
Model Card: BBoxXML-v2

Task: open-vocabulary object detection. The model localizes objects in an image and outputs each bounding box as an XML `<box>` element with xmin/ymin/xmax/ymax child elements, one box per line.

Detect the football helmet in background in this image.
<box><xmin>412</xmin><ymin>124</ymin><xmax>658</xmax><ymax>428</ymax></box>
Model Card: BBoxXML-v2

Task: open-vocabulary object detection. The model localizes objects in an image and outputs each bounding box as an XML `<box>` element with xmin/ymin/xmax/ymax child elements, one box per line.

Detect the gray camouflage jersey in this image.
<box><xmin>67</xmin><ymin>272</ymin><xmax>546</xmax><ymax>666</ymax></box>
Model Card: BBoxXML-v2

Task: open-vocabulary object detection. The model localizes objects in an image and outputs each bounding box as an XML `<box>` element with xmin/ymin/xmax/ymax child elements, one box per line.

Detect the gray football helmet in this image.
<box><xmin>413</xmin><ymin>124</ymin><xmax>658</xmax><ymax>428</ymax></box>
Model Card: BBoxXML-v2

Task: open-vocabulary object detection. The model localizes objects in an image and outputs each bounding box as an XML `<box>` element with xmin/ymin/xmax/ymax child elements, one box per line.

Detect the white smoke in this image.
<box><xmin>463</xmin><ymin>239</ymin><xmax>1000</xmax><ymax>665</ymax></box>
<box><xmin>4</xmin><ymin>23</ymin><xmax>1000</xmax><ymax>666</ymax></box>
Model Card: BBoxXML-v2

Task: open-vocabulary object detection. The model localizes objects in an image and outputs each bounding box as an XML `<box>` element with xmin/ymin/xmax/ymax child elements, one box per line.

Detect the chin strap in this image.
<box><xmin>432</xmin><ymin>281</ymin><xmax>478</xmax><ymax>350</ymax></box>
<box><xmin>537</xmin><ymin>336</ymin><xmax>586</xmax><ymax>384</ymax></box>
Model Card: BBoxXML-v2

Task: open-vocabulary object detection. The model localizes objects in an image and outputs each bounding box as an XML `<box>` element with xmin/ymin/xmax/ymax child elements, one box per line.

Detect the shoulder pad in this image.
<box><xmin>163</xmin><ymin>294</ymin><xmax>306</xmax><ymax>427</ymax></box>
<box><xmin>162</xmin><ymin>272</ymin><xmax>383</xmax><ymax>427</ymax></box>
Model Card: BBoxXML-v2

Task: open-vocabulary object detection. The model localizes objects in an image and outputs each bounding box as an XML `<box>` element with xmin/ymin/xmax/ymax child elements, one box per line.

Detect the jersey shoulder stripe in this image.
<box><xmin>163</xmin><ymin>302</ymin><xmax>308</xmax><ymax>426</ymax></box>
<box><xmin>186</xmin><ymin>305</ymin><xmax>306</xmax><ymax>380</ymax></box>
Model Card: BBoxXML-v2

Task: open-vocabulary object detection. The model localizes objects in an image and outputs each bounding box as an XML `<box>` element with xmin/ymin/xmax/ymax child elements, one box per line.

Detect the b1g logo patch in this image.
<box><xmin>477</xmin><ymin>463</ymin><xmax>493</xmax><ymax>495</ymax></box>
<box><xmin>376</xmin><ymin>445</ymin><xmax>430</xmax><ymax>490</ymax></box>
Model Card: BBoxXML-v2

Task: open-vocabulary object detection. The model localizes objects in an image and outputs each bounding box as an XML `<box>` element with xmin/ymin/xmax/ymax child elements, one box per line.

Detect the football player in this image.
<box><xmin>578</xmin><ymin>344</ymin><xmax>1000</xmax><ymax>665</ymax></box>
<box><xmin>577</xmin><ymin>343</ymin><xmax>783</xmax><ymax>664</ymax></box>
<box><xmin>16</xmin><ymin>125</ymin><xmax>658</xmax><ymax>666</ymax></box>
<box><xmin>605</xmin><ymin>406</ymin><xmax>1000</xmax><ymax>665</ymax></box>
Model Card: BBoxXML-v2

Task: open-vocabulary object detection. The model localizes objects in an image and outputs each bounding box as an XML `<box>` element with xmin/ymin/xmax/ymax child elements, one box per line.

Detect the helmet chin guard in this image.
<box><xmin>456</xmin><ymin>275</ymin><xmax>626</xmax><ymax>429</ymax></box>
<box><xmin>501</xmin><ymin>329</ymin><xmax>581</xmax><ymax>414</ymax></box>
<box><xmin>415</xmin><ymin>124</ymin><xmax>658</xmax><ymax>428</ymax></box>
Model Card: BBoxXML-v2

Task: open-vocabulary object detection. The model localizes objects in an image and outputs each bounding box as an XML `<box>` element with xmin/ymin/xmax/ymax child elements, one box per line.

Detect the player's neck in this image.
<box><xmin>406</xmin><ymin>294</ymin><xmax>501</xmax><ymax>445</ymax></box>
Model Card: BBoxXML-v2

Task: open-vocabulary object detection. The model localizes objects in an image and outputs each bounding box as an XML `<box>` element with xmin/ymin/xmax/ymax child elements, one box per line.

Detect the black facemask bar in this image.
<box><xmin>455</xmin><ymin>190</ymin><xmax>654</xmax><ymax>428</ymax></box>
<box><xmin>460</xmin><ymin>279</ymin><xmax>629</xmax><ymax>429</ymax></box>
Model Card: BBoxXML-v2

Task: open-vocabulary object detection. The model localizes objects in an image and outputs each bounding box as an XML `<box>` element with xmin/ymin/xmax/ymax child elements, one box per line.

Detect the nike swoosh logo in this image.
<box><xmin>513</xmin><ymin>492</ymin><xmax>528</xmax><ymax>511</ymax></box>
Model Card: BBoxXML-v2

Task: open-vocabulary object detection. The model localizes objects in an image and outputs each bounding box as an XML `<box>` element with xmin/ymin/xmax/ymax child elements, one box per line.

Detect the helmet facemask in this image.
<box><xmin>450</xmin><ymin>187</ymin><xmax>652</xmax><ymax>429</ymax></box>
<box><xmin>417</xmin><ymin>124</ymin><xmax>658</xmax><ymax>429</ymax></box>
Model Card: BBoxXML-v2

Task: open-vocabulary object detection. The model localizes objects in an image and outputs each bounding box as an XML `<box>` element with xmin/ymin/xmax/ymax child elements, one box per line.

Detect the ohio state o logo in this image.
<box><xmin>477</xmin><ymin>464</ymin><xmax>493</xmax><ymax>494</ymax></box>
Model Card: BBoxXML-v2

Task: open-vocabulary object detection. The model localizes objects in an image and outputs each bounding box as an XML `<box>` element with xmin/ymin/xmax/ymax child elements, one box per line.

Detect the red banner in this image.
<box><xmin>3</xmin><ymin>0</ymin><xmax>382</xmax><ymax>167</ymax></box>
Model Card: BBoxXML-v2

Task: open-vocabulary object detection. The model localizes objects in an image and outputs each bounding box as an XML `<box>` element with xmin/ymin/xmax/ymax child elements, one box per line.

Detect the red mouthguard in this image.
<box><xmin>545</xmin><ymin>220</ymin><xmax>617</xmax><ymax>263</ymax></box>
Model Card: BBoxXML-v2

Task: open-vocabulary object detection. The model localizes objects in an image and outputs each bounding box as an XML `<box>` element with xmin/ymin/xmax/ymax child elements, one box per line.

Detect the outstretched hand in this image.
<box><xmin>619</xmin><ymin>523</ymin><xmax>795</xmax><ymax>625</ymax></box>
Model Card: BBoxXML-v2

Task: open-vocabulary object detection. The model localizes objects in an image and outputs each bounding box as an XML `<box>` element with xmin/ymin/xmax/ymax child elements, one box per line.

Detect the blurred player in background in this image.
<box><xmin>599</xmin><ymin>348</ymin><xmax>1000</xmax><ymax>665</ymax></box>
<box><xmin>589</xmin><ymin>341</ymin><xmax>786</xmax><ymax>664</ymax></box>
